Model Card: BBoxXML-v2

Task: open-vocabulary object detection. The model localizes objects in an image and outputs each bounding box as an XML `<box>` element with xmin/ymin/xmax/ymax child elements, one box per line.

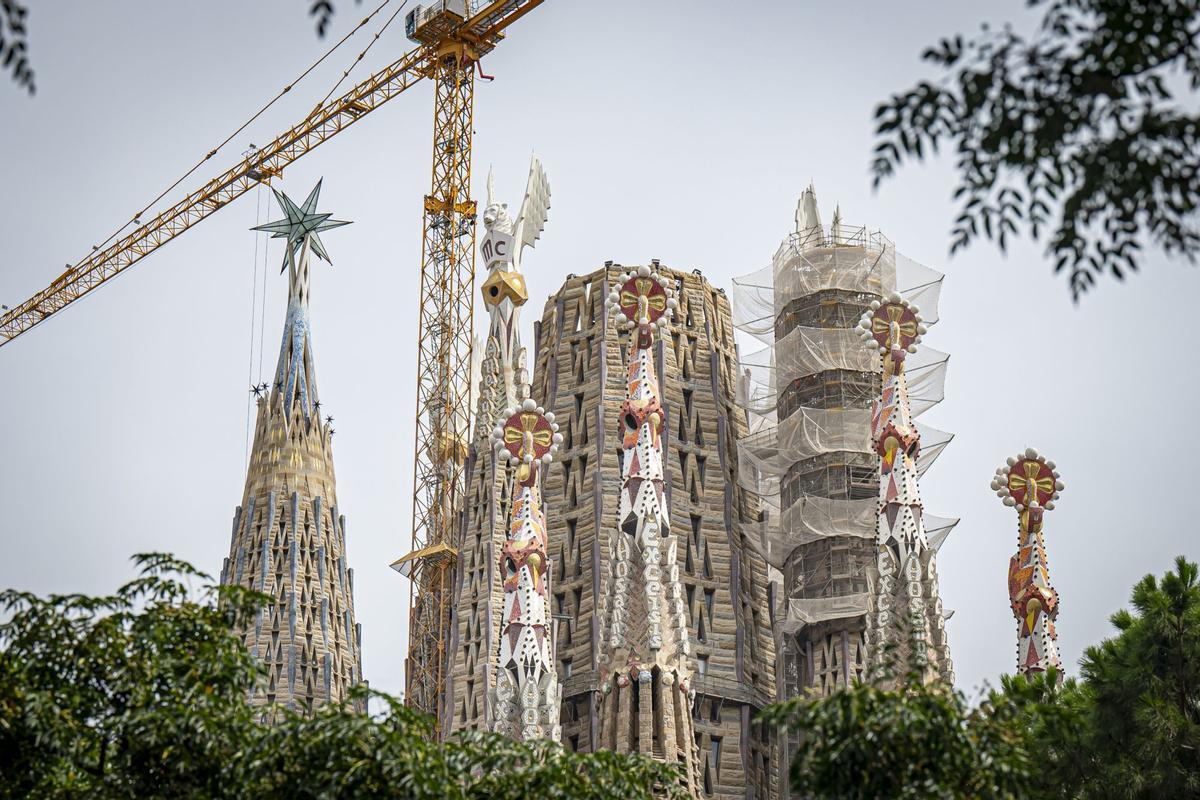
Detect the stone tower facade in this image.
<box><xmin>533</xmin><ymin>263</ymin><xmax>776</xmax><ymax>799</ymax></box>
<box><xmin>446</xmin><ymin>333</ymin><xmax>510</xmax><ymax>732</ymax></box>
<box><xmin>221</xmin><ymin>183</ymin><xmax>362</xmax><ymax>712</ymax></box>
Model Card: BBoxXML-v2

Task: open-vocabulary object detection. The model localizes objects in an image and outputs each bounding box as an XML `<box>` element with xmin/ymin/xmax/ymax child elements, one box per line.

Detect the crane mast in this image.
<box><xmin>390</xmin><ymin>33</ymin><xmax>477</xmax><ymax>727</ymax></box>
<box><xmin>0</xmin><ymin>0</ymin><xmax>548</xmax><ymax>733</ymax></box>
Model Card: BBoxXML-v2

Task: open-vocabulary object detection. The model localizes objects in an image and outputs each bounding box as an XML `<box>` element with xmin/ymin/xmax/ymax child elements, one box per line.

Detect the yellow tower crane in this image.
<box><xmin>0</xmin><ymin>0</ymin><xmax>546</xmax><ymax>731</ymax></box>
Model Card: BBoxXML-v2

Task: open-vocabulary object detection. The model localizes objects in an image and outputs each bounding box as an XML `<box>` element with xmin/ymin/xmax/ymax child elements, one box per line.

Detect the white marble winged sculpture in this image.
<box><xmin>482</xmin><ymin>156</ymin><xmax>551</xmax><ymax>273</ymax></box>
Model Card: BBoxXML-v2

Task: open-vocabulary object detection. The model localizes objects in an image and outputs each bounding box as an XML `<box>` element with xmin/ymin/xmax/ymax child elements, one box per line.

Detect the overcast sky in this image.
<box><xmin>2</xmin><ymin>0</ymin><xmax>1196</xmax><ymax>701</ymax></box>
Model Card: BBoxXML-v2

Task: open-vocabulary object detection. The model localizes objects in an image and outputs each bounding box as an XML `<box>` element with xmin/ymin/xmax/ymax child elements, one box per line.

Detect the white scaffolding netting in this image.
<box><xmin>731</xmin><ymin>221</ymin><xmax>958</xmax><ymax>632</ymax></box>
<box><xmin>737</xmin><ymin>341</ymin><xmax>948</xmax><ymax>419</ymax></box>
<box><xmin>736</xmin><ymin>416</ymin><xmax>953</xmax><ymax>494</ymax></box>
<box><xmin>771</xmin><ymin>512</ymin><xmax>961</xmax><ymax>634</ymax></box>
<box><xmin>731</xmin><ymin>228</ymin><xmax>945</xmax><ymax>343</ymax></box>
<box><xmin>778</xmin><ymin>593</ymin><xmax>872</xmax><ymax>634</ymax></box>
<box><xmin>742</xmin><ymin>498</ymin><xmax>961</xmax><ymax>570</ymax></box>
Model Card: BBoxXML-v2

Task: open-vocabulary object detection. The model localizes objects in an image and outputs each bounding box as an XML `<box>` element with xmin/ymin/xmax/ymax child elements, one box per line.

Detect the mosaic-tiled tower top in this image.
<box><xmin>857</xmin><ymin>294</ymin><xmax>953</xmax><ymax>684</ymax></box>
<box><xmin>992</xmin><ymin>448</ymin><xmax>1065</xmax><ymax>681</ymax></box>
<box><xmin>488</xmin><ymin>400</ymin><xmax>563</xmax><ymax>740</ymax></box>
<box><xmin>595</xmin><ymin>265</ymin><xmax>703</xmax><ymax>797</ymax></box>
<box><xmin>220</xmin><ymin>181</ymin><xmax>362</xmax><ymax>712</ymax></box>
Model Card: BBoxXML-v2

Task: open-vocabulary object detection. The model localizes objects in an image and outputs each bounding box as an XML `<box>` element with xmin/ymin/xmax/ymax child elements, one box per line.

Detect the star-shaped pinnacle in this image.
<box><xmin>252</xmin><ymin>179</ymin><xmax>351</xmax><ymax>268</ymax></box>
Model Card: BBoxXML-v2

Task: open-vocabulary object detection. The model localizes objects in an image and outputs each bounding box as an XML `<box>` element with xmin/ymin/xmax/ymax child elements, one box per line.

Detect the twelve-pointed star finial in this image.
<box><xmin>252</xmin><ymin>179</ymin><xmax>351</xmax><ymax>268</ymax></box>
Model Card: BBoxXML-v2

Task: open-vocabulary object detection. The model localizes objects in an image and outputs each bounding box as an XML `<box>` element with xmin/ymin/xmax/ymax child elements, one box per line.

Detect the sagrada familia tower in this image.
<box><xmin>214</xmin><ymin>171</ymin><xmax>968</xmax><ymax>799</ymax></box>
<box><xmin>438</xmin><ymin>174</ymin><xmax>970</xmax><ymax>799</ymax></box>
<box><xmin>857</xmin><ymin>294</ymin><xmax>953</xmax><ymax>683</ymax></box>
<box><xmin>220</xmin><ymin>182</ymin><xmax>363</xmax><ymax>711</ymax></box>
<box><xmin>993</xmin><ymin>448</ymin><xmax>1065</xmax><ymax>681</ymax></box>
<box><xmin>594</xmin><ymin>265</ymin><xmax>702</xmax><ymax>792</ymax></box>
<box><xmin>446</xmin><ymin>159</ymin><xmax>778</xmax><ymax>798</ymax></box>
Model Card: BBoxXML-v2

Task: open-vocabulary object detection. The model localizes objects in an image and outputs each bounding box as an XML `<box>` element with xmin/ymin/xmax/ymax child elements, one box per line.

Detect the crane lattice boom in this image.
<box><xmin>0</xmin><ymin>0</ymin><xmax>541</xmax><ymax>347</ymax></box>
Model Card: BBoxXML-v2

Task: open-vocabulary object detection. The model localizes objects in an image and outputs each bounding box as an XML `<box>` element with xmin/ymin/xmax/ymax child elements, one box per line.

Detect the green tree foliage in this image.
<box><xmin>1073</xmin><ymin>556</ymin><xmax>1200</xmax><ymax>798</ymax></box>
<box><xmin>0</xmin><ymin>553</ymin><xmax>681</xmax><ymax>800</ymax></box>
<box><xmin>762</xmin><ymin>557</ymin><xmax>1200</xmax><ymax>799</ymax></box>
<box><xmin>872</xmin><ymin>0</ymin><xmax>1200</xmax><ymax>298</ymax></box>
<box><xmin>996</xmin><ymin>670</ymin><xmax>1091</xmax><ymax>800</ymax></box>
<box><xmin>759</xmin><ymin>671</ymin><xmax>1034</xmax><ymax>800</ymax></box>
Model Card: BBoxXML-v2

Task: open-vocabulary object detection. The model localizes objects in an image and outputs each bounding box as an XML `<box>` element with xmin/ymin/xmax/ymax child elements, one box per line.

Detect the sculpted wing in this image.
<box><xmin>512</xmin><ymin>156</ymin><xmax>551</xmax><ymax>263</ymax></box>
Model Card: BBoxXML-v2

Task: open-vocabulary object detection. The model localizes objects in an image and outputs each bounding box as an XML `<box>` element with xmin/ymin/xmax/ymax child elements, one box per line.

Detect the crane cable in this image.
<box><xmin>245</xmin><ymin>185</ymin><xmax>264</xmax><ymax>468</ymax></box>
<box><xmin>240</xmin><ymin>0</ymin><xmax>408</xmax><ymax>467</ymax></box>
<box><xmin>241</xmin><ymin>183</ymin><xmax>267</xmax><ymax>465</ymax></box>
<box><xmin>76</xmin><ymin>0</ymin><xmax>397</xmax><ymax>266</ymax></box>
<box><xmin>257</xmin><ymin>208</ymin><xmax>270</xmax><ymax>388</ymax></box>
<box><xmin>311</xmin><ymin>0</ymin><xmax>411</xmax><ymax>115</ymax></box>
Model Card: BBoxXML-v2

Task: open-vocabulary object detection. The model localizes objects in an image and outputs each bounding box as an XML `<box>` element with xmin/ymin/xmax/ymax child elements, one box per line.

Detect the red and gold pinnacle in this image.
<box><xmin>992</xmin><ymin>448</ymin><xmax>1066</xmax><ymax>681</ymax></box>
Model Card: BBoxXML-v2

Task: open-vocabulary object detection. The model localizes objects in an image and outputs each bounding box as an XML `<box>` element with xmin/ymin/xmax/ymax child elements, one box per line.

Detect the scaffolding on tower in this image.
<box><xmin>728</xmin><ymin>188</ymin><xmax>958</xmax><ymax>699</ymax></box>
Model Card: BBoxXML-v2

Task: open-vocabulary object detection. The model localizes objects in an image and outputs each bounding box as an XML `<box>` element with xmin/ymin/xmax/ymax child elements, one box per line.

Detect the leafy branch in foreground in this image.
<box><xmin>760</xmin><ymin>671</ymin><xmax>1034</xmax><ymax>800</ymax></box>
<box><xmin>758</xmin><ymin>557</ymin><xmax>1200</xmax><ymax>800</ymax></box>
<box><xmin>1</xmin><ymin>0</ymin><xmax>34</xmax><ymax>95</ymax></box>
<box><xmin>872</xmin><ymin>0</ymin><xmax>1200</xmax><ymax>299</ymax></box>
<box><xmin>0</xmin><ymin>552</ymin><xmax>679</xmax><ymax>800</ymax></box>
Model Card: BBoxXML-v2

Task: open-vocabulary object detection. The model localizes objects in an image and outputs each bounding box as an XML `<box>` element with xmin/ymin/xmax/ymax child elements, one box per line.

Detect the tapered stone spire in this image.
<box><xmin>220</xmin><ymin>181</ymin><xmax>362</xmax><ymax>712</ymax></box>
<box><xmin>445</xmin><ymin>157</ymin><xmax>553</xmax><ymax>736</ymax></box>
<box><xmin>857</xmin><ymin>294</ymin><xmax>953</xmax><ymax>685</ymax></box>
<box><xmin>596</xmin><ymin>265</ymin><xmax>703</xmax><ymax>796</ymax></box>
<box><xmin>488</xmin><ymin>398</ymin><xmax>563</xmax><ymax>740</ymax></box>
<box><xmin>992</xmin><ymin>448</ymin><xmax>1065</xmax><ymax>682</ymax></box>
